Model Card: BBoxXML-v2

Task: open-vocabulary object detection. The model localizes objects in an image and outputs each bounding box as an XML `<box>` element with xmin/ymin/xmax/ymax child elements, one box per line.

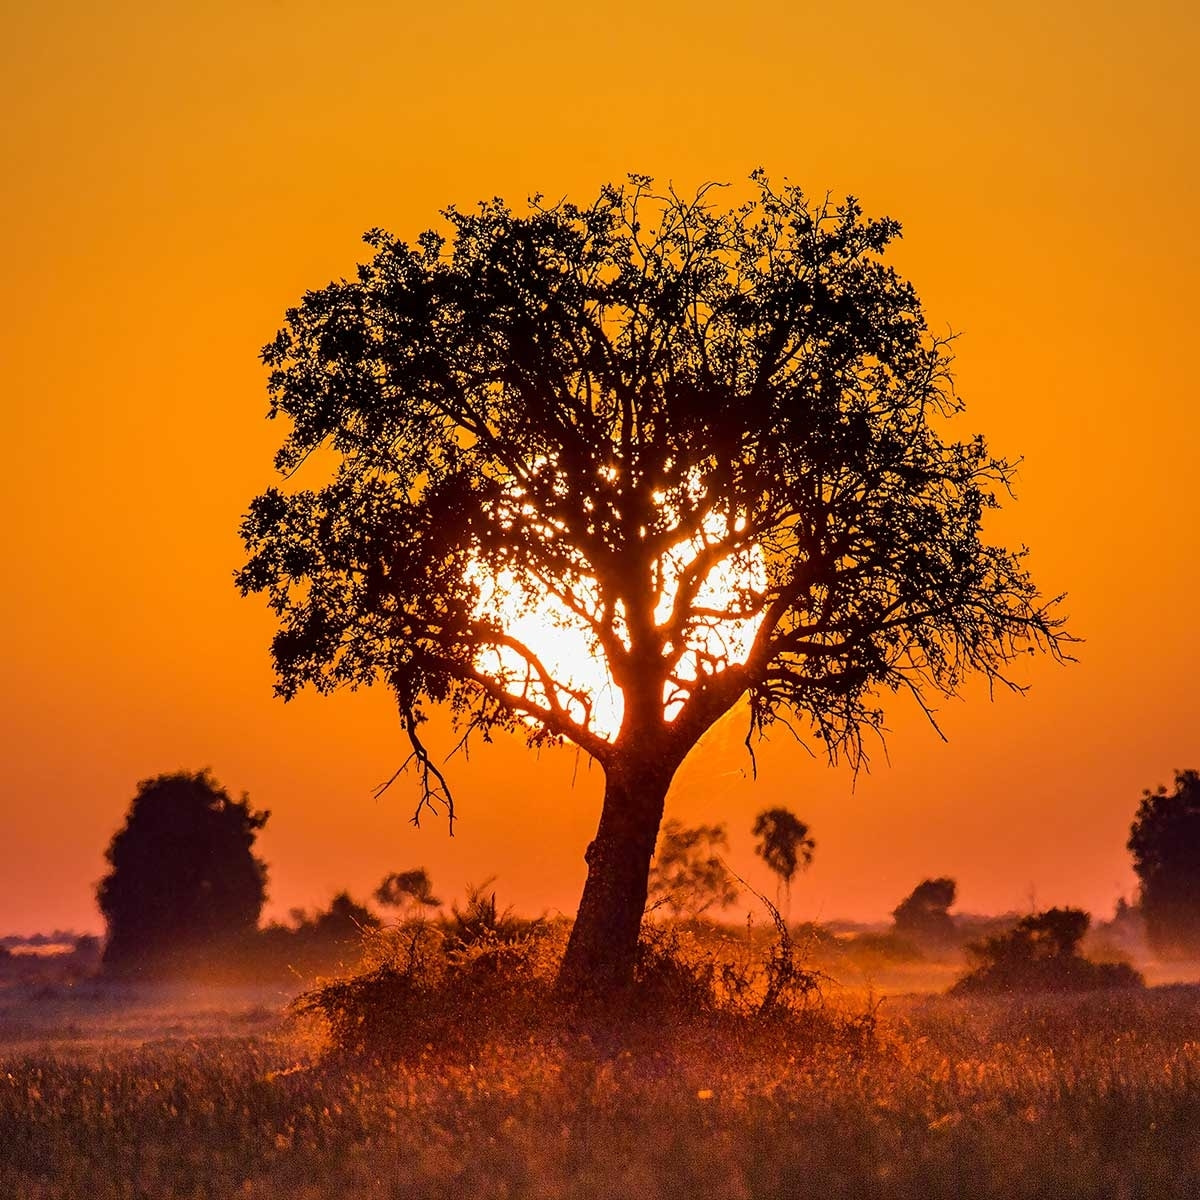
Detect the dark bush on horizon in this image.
<box><xmin>952</xmin><ymin>907</ymin><xmax>1144</xmax><ymax>995</ymax></box>
<box><xmin>97</xmin><ymin>770</ymin><xmax>268</xmax><ymax>979</ymax></box>
<box><xmin>255</xmin><ymin>891</ymin><xmax>380</xmax><ymax>978</ymax></box>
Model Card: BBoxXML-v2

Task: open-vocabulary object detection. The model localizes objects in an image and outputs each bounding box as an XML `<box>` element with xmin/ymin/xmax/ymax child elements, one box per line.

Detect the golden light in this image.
<box><xmin>469</xmin><ymin>511</ymin><xmax>767</xmax><ymax>741</ymax></box>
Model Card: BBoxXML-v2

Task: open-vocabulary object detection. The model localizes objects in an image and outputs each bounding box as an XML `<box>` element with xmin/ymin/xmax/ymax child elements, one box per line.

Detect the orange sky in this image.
<box><xmin>2</xmin><ymin>0</ymin><xmax>1198</xmax><ymax>935</ymax></box>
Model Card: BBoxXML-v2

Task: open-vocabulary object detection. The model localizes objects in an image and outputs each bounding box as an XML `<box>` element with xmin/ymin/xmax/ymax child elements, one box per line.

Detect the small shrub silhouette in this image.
<box><xmin>291</xmin><ymin>923</ymin><xmax>558</xmax><ymax>1061</ymax></box>
<box><xmin>952</xmin><ymin>907</ymin><xmax>1143</xmax><ymax>995</ymax></box>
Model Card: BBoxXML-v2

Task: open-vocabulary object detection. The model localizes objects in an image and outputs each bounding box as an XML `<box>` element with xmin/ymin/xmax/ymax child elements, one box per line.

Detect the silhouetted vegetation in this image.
<box><xmin>256</xmin><ymin>891</ymin><xmax>379</xmax><ymax>979</ymax></box>
<box><xmin>438</xmin><ymin>879</ymin><xmax>543</xmax><ymax>949</ymax></box>
<box><xmin>1129</xmin><ymin>768</ymin><xmax>1200</xmax><ymax>957</ymax></box>
<box><xmin>295</xmin><ymin>912</ymin><xmax>836</xmax><ymax>1065</ymax></box>
<box><xmin>0</xmin><ymin>934</ymin><xmax>101</xmax><ymax>990</ymax></box>
<box><xmin>752</xmin><ymin>807</ymin><xmax>815</xmax><ymax>913</ymax></box>
<box><xmin>373</xmin><ymin>867</ymin><xmax>441</xmax><ymax>915</ymax></box>
<box><xmin>239</xmin><ymin>172</ymin><xmax>1071</xmax><ymax>998</ymax></box>
<box><xmin>96</xmin><ymin>770</ymin><xmax>268</xmax><ymax>979</ymax></box>
<box><xmin>893</xmin><ymin>876</ymin><xmax>959</xmax><ymax>948</ymax></box>
<box><xmin>645</xmin><ymin>820</ymin><xmax>738</xmax><ymax>919</ymax></box>
<box><xmin>953</xmin><ymin>908</ymin><xmax>1144</xmax><ymax>995</ymax></box>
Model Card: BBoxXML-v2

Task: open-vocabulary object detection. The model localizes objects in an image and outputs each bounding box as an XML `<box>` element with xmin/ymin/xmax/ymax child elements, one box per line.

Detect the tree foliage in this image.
<box><xmin>375</xmin><ymin>868</ymin><xmax>442</xmax><ymax>913</ymax></box>
<box><xmin>238</xmin><ymin>172</ymin><xmax>1070</xmax><ymax>993</ymax></box>
<box><xmin>1128</xmin><ymin>769</ymin><xmax>1200</xmax><ymax>957</ymax></box>
<box><xmin>892</xmin><ymin>876</ymin><xmax>958</xmax><ymax>946</ymax></box>
<box><xmin>646</xmin><ymin>820</ymin><xmax>739</xmax><ymax>919</ymax></box>
<box><xmin>752</xmin><ymin>807</ymin><xmax>815</xmax><ymax>891</ymax></box>
<box><xmin>97</xmin><ymin>770</ymin><xmax>269</xmax><ymax>977</ymax></box>
<box><xmin>953</xmin><ymin>908</ymin><xmax>1143</xmax><ymax>995</ymax></box>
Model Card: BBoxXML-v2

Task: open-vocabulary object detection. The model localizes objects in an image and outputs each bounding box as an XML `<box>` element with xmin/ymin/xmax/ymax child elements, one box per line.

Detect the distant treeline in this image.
<box><xmin>7</xmin><ymin>765</ymin><xmax>1196</xmax><ymax>998</ymax></box>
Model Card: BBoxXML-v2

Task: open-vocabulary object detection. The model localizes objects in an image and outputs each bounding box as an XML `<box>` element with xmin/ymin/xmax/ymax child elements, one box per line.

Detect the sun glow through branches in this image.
<box><xmin>469</xmin><ymin>513</ymin><xmax>767</xmax><ymax>742</ymax></box>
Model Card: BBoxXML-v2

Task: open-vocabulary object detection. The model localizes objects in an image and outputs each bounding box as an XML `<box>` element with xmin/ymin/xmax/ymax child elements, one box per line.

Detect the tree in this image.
<box><xmin>375</xmin><ymin>868</ymin><xmax>442</xmax><ymax>916</ymax></box>
<box><xmin>97</xmin><ymin>770</ymin><xmax>269</xmax><ymax>976</ymax></box>
<box><xmin>752</xmin><ymin>807</ymin><xmax>815</xmax><ymax>912</ymax></box>
<box><xmin>1128</xmin><ymin>769</ymin><xmax>1200</xmax><ymax>957</ymax></box>
<box><xmin>237</xmin><ymin>173</ymin><xmax>1069</xmax><ymax>998</ymax></box>
<box><xmin>952</xmin><ymin>908</ymin><xmax>1143</xmax><ymax>994</ymax></box>
<box><xmin>892</xmin><ymin>876</ymin><xmax>958</xmax><ymax>947</ymax></box>
<box><xmin>646</xmin><ymin>819</ymin><xmax>739</xmax><ymax>919</ymax></box>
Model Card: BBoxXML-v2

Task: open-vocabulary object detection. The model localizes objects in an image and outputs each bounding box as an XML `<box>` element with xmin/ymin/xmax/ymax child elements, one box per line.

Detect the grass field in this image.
<box><xmin>2</xmin><ymin>953</ymin><xmax>1199</xmax><ymax>1200</ymax></box>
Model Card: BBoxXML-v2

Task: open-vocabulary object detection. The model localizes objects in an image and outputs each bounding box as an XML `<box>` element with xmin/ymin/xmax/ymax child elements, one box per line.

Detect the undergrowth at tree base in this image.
<box><xmin>292</xmin><ymin>919</ymin><xmax>871</xmax><ymax>1066</ymax></box>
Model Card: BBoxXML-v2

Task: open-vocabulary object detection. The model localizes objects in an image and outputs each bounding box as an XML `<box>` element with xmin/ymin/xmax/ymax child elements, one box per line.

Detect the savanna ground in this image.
<box><xmin>3</xmin><ymin>922</ymin><xmax>1199</xmax><ymax>1200</ymax></box>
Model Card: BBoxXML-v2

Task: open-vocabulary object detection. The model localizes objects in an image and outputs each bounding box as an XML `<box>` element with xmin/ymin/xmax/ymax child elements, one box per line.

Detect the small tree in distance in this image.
<box><xmin>646</xmin><ymin>820</ymin><xmax>739</xmax><ymax>920</ymax></box>
<box><xmin>1128</xmin><ymin>769</ymin><xmax>1200</xmax><ymax>958</ymax></box>
<box><xmin>953</xmin><ymin>908</ymin><xmax>1143</xmax><ymax>994</ymax></box>
<box><xmin>375</xmin><ymin>868</ymin><xmax>442</xmax><ymax>918</ymax></box>
<box><xmin>238</xmin><ymin>172</ymin><xmax>1072</xmax><ymax>998</ymax></box>
<box><xmin>97</xmin><ymin>770</ymin><xmax>269</xmax><ymax>977</ymax></box>
<box><xmin>752</xmin><ymin>807</ymin><xmax>815</xmax><ymax>914</ymax></box>
<box><xmin>892</xmin><ymin>877</ymin><xmax>958</xmax><ymax>948</ymax></box>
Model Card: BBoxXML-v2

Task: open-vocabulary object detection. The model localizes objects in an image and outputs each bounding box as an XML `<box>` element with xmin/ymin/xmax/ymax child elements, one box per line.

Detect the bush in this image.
<box><xmin>255</xmin><ymin>891</ymin><xmax>380</xmax><ymax>979</ymax></box>
<box><xmin>438</xmin><ymin>879</ymin><xmax>541</xmax><ymax>949</ymax></box>
<box><xmin>294</xmin><ymin>913</ymin><xmax>862</xmax><ymax>1065</ymax></box>
<box><xmin>952</xmin><ymin>908</ymin><xmax>1144</xmax><ymax>995</ymax></box>
<box><xmin>292</xmin><ymin>922</ymin><xmax>560</xmax><ymax>1060</ymax></box>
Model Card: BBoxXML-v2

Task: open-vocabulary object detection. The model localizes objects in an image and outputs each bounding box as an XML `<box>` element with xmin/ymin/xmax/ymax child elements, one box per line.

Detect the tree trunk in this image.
<box><xmin>557</xmin><ymin>756</ymin><xmax>674</xmax><ymax>998</ymax></box>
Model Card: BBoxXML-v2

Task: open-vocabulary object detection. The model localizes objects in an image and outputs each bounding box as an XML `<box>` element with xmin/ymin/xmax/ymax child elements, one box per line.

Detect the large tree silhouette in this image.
<box><xmin>97</xmin><ymin>770</ymin><xmax>269</xmax><ymax>977</ymax></box>
<box><xmin>238</xmin><ymin>173</ymin><xmax>1069</xmax><ymax>997</ymax></box>
<box><xmin>1128</xmin><ymin>769</ymin><xmax>1200</xmax><ymax>957</ymax></box>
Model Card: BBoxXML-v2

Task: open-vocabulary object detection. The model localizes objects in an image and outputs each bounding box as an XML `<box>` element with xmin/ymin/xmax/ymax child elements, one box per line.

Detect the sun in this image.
<box><xmin>469</xmin><ymin>513</ymin><xmax>767</xmax><ymax>742</ymax></box>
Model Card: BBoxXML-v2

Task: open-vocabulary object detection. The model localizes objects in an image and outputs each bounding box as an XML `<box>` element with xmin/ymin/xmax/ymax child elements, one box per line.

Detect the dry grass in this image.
<box><xmin>2</xmin><ymin>936</ymin><xmax>1198</xmax><ymax>1199</ymax></box>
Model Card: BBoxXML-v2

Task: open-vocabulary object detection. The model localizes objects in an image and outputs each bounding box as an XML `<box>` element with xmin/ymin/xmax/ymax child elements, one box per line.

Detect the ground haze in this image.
<box><xmin>2</xmin><ymin>929</ymin><xmax>1198</xmax><ymax>1198</ymax></box>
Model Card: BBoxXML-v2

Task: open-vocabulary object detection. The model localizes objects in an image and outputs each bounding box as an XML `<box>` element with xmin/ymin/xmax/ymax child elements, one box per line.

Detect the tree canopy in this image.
<box><xmin>238</xmin><ymin>173</ymin><xmax>1070</xmax><ymax>995</ymax></box>
<box><xmin>892</xmin><ymin>876</ymin><xmax>958</xmax><ymax>947</ymax></box>
<box><xmin>1128</xmin><ymin>769</ymin><xmax>1200</xmax><ymax>957</ymax></box>
<box><xmin>375</xmin><ymin>868</ymin><xmax>442</xmax><ymax>913</ymax></box>
<box><xmin>97</xmin><ymin>770</ymin><xmax>269</xmax><ymax>977</ymax></box>
<box><xmin>646</xmin><ymin>820</ymin><xmax>739</xmax><ymax>919</ymax></box>
<box><xmin>752</xmin><ymin>808</ymin><xmax>815</xmax><ymax>890</ymax></box>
